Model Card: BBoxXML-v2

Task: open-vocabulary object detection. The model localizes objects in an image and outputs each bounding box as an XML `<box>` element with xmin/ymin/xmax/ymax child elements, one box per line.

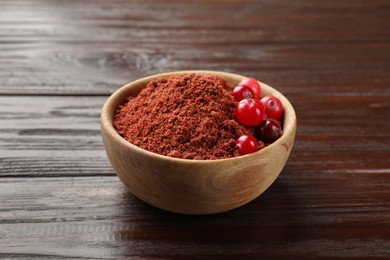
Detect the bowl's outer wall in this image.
<box><xmin>101</xmin><ymin>71</ymin><xmax>296</xmax><ymax>214</ymax></box>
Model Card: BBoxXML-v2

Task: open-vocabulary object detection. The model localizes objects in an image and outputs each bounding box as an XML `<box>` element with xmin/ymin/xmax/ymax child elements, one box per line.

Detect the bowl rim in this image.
<box><xmin>101</xmin><ymin>70</ymin><xmax>296</xmax><ymax>164</ymax></box>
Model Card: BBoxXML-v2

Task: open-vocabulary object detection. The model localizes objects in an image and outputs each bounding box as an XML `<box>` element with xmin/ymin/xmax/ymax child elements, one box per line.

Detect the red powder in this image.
<box><xmin>113</xmin><ymin>73</ymin><xmax>261</xmax><ymax>160</ymax></box>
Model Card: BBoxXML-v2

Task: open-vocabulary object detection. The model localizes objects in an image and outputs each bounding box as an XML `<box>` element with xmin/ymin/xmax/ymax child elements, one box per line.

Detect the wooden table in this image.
<box><xmin>1</xmin><ymin>0</ymin><xmax>389</xmax><ymax>258</ymax></box>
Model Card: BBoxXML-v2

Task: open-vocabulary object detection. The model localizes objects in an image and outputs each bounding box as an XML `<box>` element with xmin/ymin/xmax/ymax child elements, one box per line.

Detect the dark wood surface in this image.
<box><xmin>1</xmin><ymin>0</ymin><xmax>389</xmax><ymax>258</ymax></box>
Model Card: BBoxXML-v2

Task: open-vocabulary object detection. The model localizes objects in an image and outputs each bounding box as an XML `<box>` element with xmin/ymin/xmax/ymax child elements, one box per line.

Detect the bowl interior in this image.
<box><xmin>101</xmin><ymin>70</ymin><xmax>296</xmax><ymax>163</ymax></box>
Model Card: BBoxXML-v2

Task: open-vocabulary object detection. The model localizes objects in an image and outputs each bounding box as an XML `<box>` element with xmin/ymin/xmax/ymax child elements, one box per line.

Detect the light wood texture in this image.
<box><xmin>101</xmin><ymin>71</ymin><xmax>296</xmax><ymax>214</ymax></box>
<box><xmin>1</xmin><ymin>0</ymin><xmax>389</xmax><ymax>258</ymax></box>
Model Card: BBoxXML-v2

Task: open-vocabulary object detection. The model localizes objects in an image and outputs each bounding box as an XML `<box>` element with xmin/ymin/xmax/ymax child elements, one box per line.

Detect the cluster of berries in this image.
<box><xmin>231</xmin><ymin>78</ymin><xmax>284</xmax><ymax>155</ymax></box>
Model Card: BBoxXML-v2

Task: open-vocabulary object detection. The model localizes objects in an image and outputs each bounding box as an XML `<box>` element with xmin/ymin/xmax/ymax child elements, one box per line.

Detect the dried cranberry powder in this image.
<box><xmin>113</xmin><ymin>73</ymin><xmax>260</xmax><ymax>160</ymax></box>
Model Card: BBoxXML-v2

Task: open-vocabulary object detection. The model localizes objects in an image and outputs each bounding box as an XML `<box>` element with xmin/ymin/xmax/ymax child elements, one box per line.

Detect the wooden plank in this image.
<box><xmin>0</xmin><ymin>175</ymin><xmax>389</xmax><ymax>258</ymax></box>
<box><xmin>0</xmin><ymin>95</ymin><xmax>389</xmax><ymax>177</ymax></box>
<box><xmin>0</xmin><ymin>42</ymin><xmax>389</xmax><ymax>96</ymax></box>
<box><xmin>0</xmin><ymin>0</ymin><xmax>389</xmax><ymax>95</ymax></box>
<box><xmin>0</xmin><ymin>96</ymin><xmax>113</xmax><ymax>177</ymax></box>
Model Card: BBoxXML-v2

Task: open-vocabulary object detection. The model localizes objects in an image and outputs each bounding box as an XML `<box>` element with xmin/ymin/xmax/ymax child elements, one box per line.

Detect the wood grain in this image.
<box><xmin>1</xmin><ymin>0</ymin><xmax>390</xmax><ymax>258</ymax></box>
<box><xmin>0</xmin><ymin>176</ymin><xmax>389</xmax><ymax>258</ymax></box>
<box><xmin>0</xmin><ymin>0</ymin><xmax>389</xmax><ymax>95</ymax></box>
<box><xmin>0</xmin><ymin>96</ymin><xmax>112</xmax><ymax>177</ymax></box>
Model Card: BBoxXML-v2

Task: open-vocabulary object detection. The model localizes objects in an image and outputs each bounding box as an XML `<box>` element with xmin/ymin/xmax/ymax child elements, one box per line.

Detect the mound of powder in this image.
<box><xmin>113</xmin><ymin>73</ymin><xmax>257</xmax><ymax>160</ymax></box>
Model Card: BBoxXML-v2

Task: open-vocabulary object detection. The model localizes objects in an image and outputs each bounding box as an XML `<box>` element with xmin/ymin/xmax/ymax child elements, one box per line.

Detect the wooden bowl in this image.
<box><xmin>101</xmin><ymin>70</ymin><xmax>296</xmax><ymax>214</ymax></box>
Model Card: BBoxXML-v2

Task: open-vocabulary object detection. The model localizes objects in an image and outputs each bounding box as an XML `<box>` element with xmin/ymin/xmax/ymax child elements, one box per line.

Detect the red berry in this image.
<box><xmin>236</xmin><ymin>134</ymin><xmax>258</xmax><ymax>155</ymax></box>
<box><xmin>260</xmin><ymin>96</ymin><xmax>284</xmax><ymax>120</ymax></box>
<box><xmin>255</xmin><ymin>119</ymin><xmax>283</xmax><ymax>143</ymax></box>
<box><xmin>238</xmin><ymin>77</ymin><xmax>261</xmax><ymax>99</ymax></box>
<box><xmin>235</xmin><ymin>98</ymin><xmax>265</xmax><ymax>126</ymax></box>
<box><xmin>231</xmin><ymin>85</ymin><xmax>254</xmax><ymax>101</ymax></box>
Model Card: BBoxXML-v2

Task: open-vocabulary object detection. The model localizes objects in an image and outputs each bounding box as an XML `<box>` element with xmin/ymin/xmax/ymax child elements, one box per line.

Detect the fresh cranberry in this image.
<box><xmin>235</xmin><ymin>98</ymin><xmax>265</xmax><ymax>126</ymax></box>
<box><xmin>231</xmin><ymin>85</ymin><xmax>254</xmax><ymax>101</ymax></box>
<box><xmin>238</xmin><ymin>77</ymin><xmax>261</xmax><ymax>99</ymax></box>
<box><xmin>260</xmin><ymin>96</ymin><xmax>284</xmax><ymax>120</ymax></box>
<box><xmin>255</xmin><ymin>119</ymin><xmax>283</xmax><ymax>143</ymax></box>
<box><xmin>236</xmin><ymin>134</ymin><xmax>258</xmax><ymax>155</ymax></box>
